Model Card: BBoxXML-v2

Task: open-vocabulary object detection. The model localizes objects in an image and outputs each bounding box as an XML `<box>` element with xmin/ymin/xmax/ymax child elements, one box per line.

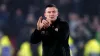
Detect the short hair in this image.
<box><xmin>43</xmin><ymin>4</ymin><xmax>58</xmax><ymax>13</ymax></box>
<box><xmin>45</xmin><ymin>4</ymin><xmax>57</xmax><ymax>8</ymax></box>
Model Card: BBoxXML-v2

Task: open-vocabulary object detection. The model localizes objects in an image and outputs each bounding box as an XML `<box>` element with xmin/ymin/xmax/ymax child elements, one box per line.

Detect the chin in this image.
<box><xmin>51</xmin><ymin>18</ymin><xmax>57</xmax><ymax>20</ymax></box>
<box><xmin>51</xmin><ymin>19</ymin><xmax>56</xmax><ymax>22</ymax></box>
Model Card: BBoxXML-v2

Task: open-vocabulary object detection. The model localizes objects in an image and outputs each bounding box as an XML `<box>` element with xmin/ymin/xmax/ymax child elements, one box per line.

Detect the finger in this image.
<box><xmin>45</xmin><ymin>19</ymin><xmax>49</xmax><ymax>24</ymax></box>
<box><xmin>42</xmin><ymin>20</ymin><xmax>49</xmax><ymax>24</ymax></box>
<box><xmin>42</xmin><ymin>19</ymin><xmax>50</xmax><ymax>28</ymax></box>
<box><xmin>42</xmin><ymin>20</ymin><xmax>49</xmax><ymax>27</ymax></box>
<box><xmin>43</xmin><ymin>23</ymin><xmax>50</xmax><ymax>29</ymax></box>
<box><xmin>42</xmin><ymin>24</ymin><xmax>46</xmax><ymax>29</ymax></box>
<box><xmin>38</xmin><ymin>16</ymin><xmax>42</xmax><ymax>23</ymax></box>
<box><xmin>43</xmin><ymin>23</ymin><xmax>48</xmax><ymax>28</ymax></box>
<box><xmin>43</xmin><ymin>25</ymin><xmax>48</xmax><ymax>29</ymax></box>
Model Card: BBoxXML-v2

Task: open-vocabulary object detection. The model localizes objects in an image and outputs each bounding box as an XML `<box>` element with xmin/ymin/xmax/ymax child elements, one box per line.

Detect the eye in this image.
<box><xmin>52</xmin><ymin>11</ymin><xmax>56</xmax><ymax>13</ymax></box>
<box><xmin>47</xmin><ymin>11</ymin><xmax>51</xmax><ymax>13</ymax></box>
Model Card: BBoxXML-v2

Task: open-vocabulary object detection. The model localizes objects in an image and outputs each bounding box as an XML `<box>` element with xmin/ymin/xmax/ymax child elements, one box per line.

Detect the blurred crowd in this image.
<box><xmin>0</xmin><ymin>0</ymin><xmax>100</xmax><ymax>56</ymax></box>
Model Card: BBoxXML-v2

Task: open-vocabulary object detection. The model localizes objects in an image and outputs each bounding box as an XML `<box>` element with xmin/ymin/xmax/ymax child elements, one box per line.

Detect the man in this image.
<box><xmin>30</xmin><ymin>4</ymin><xmax>70</xmax><ymax>56</ymax></box>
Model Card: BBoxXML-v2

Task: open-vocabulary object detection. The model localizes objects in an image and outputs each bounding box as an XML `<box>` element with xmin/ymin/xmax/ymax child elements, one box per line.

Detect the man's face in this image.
<box><xmin>44</xmin><ymin>7</ymin><xmax>58</xmax><ymax>21</ymax></box>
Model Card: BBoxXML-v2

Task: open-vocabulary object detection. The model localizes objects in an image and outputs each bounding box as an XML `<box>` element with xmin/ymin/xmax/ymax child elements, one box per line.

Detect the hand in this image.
<box><xmin>42</xmin><ymin>19</ymin><xmax>50</xmax><ymax>29</ymax></box>
<box><xmin>37</xmin><ymin>16</ymin><xmax>44</xmax><ymax>30</ymax></box>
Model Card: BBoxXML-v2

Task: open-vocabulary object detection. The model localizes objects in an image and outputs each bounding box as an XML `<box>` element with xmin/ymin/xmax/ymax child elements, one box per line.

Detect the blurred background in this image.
<box><xmin>0</xmin><ymin>0</ymin><xmax>100</xmax><ymax>56</ymax></box>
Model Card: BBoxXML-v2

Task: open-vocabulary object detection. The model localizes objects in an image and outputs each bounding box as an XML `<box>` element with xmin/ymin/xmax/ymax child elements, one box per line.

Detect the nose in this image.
<box><xmin>50</xmin><ymin>12</ymin><xmax>54</xmax><ymax>15</ymax></box>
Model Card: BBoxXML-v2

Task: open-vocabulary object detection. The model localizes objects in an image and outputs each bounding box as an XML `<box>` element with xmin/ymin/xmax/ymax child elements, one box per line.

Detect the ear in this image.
<box><xmin>57</xmin><ymin>12</ymin><xmax>59</xmax><ymax>17</ymax></box>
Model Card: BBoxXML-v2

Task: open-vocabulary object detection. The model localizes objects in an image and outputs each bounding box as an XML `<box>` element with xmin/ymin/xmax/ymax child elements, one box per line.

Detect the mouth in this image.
<box><xmin>50</xmin><ymin>17</ymin><xmax>54</xmax><ymax>19</ymax></box>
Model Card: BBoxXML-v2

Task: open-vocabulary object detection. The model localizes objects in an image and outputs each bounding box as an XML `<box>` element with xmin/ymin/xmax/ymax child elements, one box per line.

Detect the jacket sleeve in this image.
<box><xmin>30</xmin><ymin>29</ymin><xmax>42</xmax><ymax>44</ymax></box>
<box><xmin>59</xmin><ymin>22</ymin><xmax>70</xmax><ymax>56</ymax></box>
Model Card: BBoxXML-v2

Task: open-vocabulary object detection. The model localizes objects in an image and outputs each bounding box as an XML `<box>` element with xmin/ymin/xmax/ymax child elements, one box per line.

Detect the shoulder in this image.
<box><xmin>59</xmin><ymin>20</ymin><xmax>69</xmax><ymax>28</ymax></box>
<box><xmin>57</xmin><ymin>18</ymin><xmax>69</xmax><ymax>28</ymax></box>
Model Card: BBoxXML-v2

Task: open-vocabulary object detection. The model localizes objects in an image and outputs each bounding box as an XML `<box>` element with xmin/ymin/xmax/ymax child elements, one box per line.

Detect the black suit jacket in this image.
<box><xmin>30</xmin><ymin>18</ymin><xmax>70</xmax><ymax>56</ymax></box>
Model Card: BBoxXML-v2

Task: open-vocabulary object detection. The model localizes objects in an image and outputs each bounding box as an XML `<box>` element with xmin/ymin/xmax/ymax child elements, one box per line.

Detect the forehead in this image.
<box><xmin>45</xmin><ymin>7</ymin><xmax>58</xmax><ymax>12</ymax></box>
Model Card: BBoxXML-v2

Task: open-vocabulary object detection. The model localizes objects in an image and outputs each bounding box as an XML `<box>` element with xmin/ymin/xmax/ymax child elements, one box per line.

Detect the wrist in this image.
<box><xmin>37</xmin><ymin>27</ymin><xmax>41</xmax><ymax>30</ymax></box>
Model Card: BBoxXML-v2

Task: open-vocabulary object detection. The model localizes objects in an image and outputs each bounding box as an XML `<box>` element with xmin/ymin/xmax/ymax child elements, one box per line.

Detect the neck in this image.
<box><xmin>47</xmin><ymin>20</ymin><xmax>56</xmax><ymax>25</ymax></box>
<box><xmin>48</xmin><ymin>20</ymin><xmax>52</xmax><ymax>25</ymax></box>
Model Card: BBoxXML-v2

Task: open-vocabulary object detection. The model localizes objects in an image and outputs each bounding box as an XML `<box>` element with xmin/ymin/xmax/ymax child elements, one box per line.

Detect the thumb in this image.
<box><xmin>38</xmin><ymin>16</ymin><xmax>43</xmax><ymax>23</ymax></box>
